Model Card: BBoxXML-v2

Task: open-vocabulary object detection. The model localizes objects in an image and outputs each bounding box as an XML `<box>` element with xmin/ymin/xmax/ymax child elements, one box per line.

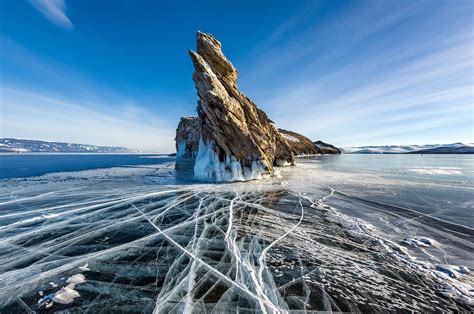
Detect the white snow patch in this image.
<box><xmin>281</xmin><ymin>133</ymin><xmax>299</xmax><ymax>143</ymax></box>
<box><xmin>52</xmin><ymin>274</ymin><xmax>86</xmax><ymax>304</ymax></box>
<box><xmin>38</xmin><ymin>274</ymin><xmax>86</xmax><ymax>309</ymax></box>
<box><xmin>79</xmin><ymin>262</ymin><xmax>90</xmax><ymax>271</ymax></box>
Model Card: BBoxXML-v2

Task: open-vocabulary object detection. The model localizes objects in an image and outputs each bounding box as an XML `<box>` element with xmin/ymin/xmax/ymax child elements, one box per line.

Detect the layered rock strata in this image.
<box><xmin>188</xmin><ymin>32</ymin><xmax>294</xmax><ymax>181</ymax></box>
<box><xmin>176</xmin><ymin>32</ymin><xmax>339</xmax><ymax>181</ymax></box>
<box><xmin>175</xmin><ymin>116</ymin><xmax>200</xmax><ymax>160</ymax></box>
<box><xmin>279</xmin><ymin>129</ymin><xmax>322</xmax><ymax>156</ymax></box>
<box><xmin>314</xmin><ymin>140</ymin><xmax>341</xmax><ymax>154</ymax></box>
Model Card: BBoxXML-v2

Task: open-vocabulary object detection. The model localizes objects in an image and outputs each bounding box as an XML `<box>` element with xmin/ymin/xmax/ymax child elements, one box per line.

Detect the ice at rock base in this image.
<box><xmin>276</xmin><ymin>159</ymin><xmax>292</xmax><ymax>167</ymax></box>
<box><xmin>193</xmin><ymin>138</ymin><xmax>266</xmax><ymax>181</ymax></box>
<box><xmin>176</xmin><ymin>141</ymin><xmax>188</xmax><ymax>158</ymax></box>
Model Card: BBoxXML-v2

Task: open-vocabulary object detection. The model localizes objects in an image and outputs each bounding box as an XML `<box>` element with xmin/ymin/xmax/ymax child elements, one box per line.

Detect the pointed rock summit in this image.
<box><xmin>187</xmin><ymin>31</ymin><xmax>294</xmax><ymax>180</ymax></box>
<box><xmin>176</xmin><ymin>32</ymin><xmax>339</xmax><ymax>181</ymax></box>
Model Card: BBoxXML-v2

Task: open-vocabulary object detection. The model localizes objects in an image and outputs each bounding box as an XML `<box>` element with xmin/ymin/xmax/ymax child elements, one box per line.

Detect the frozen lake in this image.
<box><xmin>0</xmin><ymin>154</ymin><xmax>472</xmax><ymax>312</ymax></box>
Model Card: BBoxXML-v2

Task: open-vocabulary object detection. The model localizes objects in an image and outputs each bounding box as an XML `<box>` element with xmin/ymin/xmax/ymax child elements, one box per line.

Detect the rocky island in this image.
<box><xmin>176</xmin><ymin>32</ymin><xmax>339</xmax><ymax>181</ymax></box>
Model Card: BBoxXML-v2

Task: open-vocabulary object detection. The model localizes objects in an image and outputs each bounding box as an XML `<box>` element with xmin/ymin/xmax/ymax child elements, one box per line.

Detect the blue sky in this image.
<box><xmin>0</xmin><ymin>0</ymin><xmax>472</xmax><ymax>152</ymax></box>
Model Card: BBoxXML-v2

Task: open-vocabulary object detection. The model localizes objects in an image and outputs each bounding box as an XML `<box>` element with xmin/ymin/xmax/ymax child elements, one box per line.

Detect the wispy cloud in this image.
<box><xmin>28</xmin><ymin>0</ymin><xmax>73</xmax><ymax>29</ymax></box>
<box><xmin>0</xmin><ymin>37</ymin><xmax>180</xmax><ymax>152</ymax></box>
<box><xmin>239</xmin><ymin>1</ymin><xmax>473</xmax><ymax>146</ymax></box>
<box><xmin>1</xmin><ymin>87</ymin><xmax>176</xmax><ymax>152</ymax></box>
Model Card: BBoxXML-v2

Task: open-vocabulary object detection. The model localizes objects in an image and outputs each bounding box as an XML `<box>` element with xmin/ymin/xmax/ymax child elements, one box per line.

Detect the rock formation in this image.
<box><xmin>175</xmin><ymin>32</ymin><xmax>339</xmax><ymax>181</ymax></box>
<box><xmin>314</xmin><ymin>140</ymin><xmax>341</xmax><ymax>154</ymax></box>
<box><xmin>175</xmin><ymin>116</ymin><xmax>200</xmax><ymax>160</ymax></box>
<box><xmin>279</xmin><ymin>129</ymin><xmax>322</xmax><ymax>156</ymax></box>
<box><xmin>188</xmin><ymin>31</ymin><xmax>294</xmax><ymax>181</ymax></box>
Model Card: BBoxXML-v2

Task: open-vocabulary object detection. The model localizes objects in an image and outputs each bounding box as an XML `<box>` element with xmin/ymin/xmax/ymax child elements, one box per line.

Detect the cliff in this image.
<box><xmin>279</xmin><ymin>129</ymin><xmax>322</xmax><ymax>156</ymax></box>
<box><xmin>314</xmin><ymin>140</ymin><xmax>341</xmax><ymax>154</ymax></box>
<box><xmin>188</xmin><ymin>32</ymin><xmax>294</xmax><ymax>181</ymax></box>
<box><xmin>176</xmin><ymin>32</ymin><xmax>339</xmax><ymax>181</ymax></box>
<box><xmin>175</xmin><ymin>116</ymin><xmax>200</xmax><ymax>160</ymax></box>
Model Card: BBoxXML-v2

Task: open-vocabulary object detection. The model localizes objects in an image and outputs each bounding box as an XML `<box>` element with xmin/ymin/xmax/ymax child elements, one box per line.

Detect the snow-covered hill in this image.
<box><xmin>342</xmin><ymin>143</ymin><xmax>474</xmax><ymax>154</ymax></box>
<box><xmin>0</xmin><ymin>138</ymin><xmax>137</xmax><ymax>153</ymax></box>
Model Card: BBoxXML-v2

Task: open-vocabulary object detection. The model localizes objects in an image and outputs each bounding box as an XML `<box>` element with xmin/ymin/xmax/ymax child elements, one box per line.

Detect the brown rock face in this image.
<box><xmin>189</xmin><ymin>32</ymin><xmax>294</xmax><ymax>180</ymax></box>
<box><xmin>178</xmin><ymin>31</ymin><xmax>340</xmax><ymax>180</ymax></box>
<box><xmin>314</xmin><ymin>140</ymin><xmax>341</xmax><ymax>154</ymax></box>
<box><xmin>175</xmin><ymin>116</ymin><xmax>200</xmax><ymax>159</ymax></box>
<box><xmin>279</xmin><ymin>129</ymin><xmax>323</xmax><ymax>156</ymax></box>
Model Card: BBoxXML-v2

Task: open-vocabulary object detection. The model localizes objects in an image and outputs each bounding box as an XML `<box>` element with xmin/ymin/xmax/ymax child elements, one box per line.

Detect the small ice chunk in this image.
<box><xmin>79</xmin><ymin>262</ymin><xmax>90</xmax><ymax>271</ymax></box>
<box><xmin>52</xmin><ymin>286</ymin><xmax>81</xmax><ymax>304</ymax></box>
<box><xmin>51</xmin><ymin>274</ymin><xmax>86</xmax><ymax>305</ymax></box>
<box><xmin>67</xmin><ymin>274</ymin><xmax>86</xmax><ymax>284</ymax></box>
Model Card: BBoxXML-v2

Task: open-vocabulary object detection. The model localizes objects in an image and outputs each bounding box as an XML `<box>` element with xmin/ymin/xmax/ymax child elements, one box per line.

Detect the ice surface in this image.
<box><xmin>176</xmin><ymin>141</ymin><xmax>186</xmax><ymax>158</ymax></box>
<box><xmin>0</xmin><ymin>155</ymin><xmax>473</xmax><ymax>312</ymax></box>
<box><xmin>408</xmin><ymin>167</ymin><xmax>462</xmax><ymax>175</ymax></box>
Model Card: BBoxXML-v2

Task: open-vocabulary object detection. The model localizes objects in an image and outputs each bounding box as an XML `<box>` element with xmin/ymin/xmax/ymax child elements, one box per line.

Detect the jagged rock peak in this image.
<box><xmin>194</xmin><ymin>31</ymin><xmax>237</xmax><ymax>84</ymax></box>
<box><xmin>188</xmin><ymin>31</ymin><xmax>294</xmax><ymax>181</ymax></box>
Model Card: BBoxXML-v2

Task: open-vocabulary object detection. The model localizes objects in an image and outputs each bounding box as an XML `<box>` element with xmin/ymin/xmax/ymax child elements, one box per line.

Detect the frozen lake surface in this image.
<box><xmin>0</xmin><ymin>154</ymin><xmax>472</xmax><ymax>312</ymax></box>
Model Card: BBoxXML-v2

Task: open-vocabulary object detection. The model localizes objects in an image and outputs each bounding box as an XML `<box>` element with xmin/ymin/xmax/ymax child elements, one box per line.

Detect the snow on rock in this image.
<box><xmin>279</xmin><ymin>129</ymin><xmax>323</xmax><ymax>155</ymax></box>
<box><xmin>281</xmin><ymin>133</ymin><xmax>299</xmax><ymax>143</ymax></box>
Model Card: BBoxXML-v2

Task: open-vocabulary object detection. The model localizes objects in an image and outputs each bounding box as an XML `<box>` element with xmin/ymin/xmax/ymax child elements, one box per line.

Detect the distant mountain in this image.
<box><xmin>342</xmin><ymin>143</ymin><xmax>474</xmax><ymax>154</ymax></box>
<box><xmin>0</xmin><ymin>138</ymin><xmax>137</xmax><ymax>153</ymax></box>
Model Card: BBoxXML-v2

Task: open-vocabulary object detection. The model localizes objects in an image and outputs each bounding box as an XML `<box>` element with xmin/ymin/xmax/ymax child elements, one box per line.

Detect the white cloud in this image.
<box><xmin>28</xmin><ymin>0</ymin><xmax>73</xmax><ymax>29</ymax></box>
<box><xmin>0</xmin><ymin>87</ymin><xmax>176</xmax><ymax>152</ymax></box>
<box><xmin>238</xmin><ymin>3</ymin><xmax>473</xmax><ymax>147</ymax></box>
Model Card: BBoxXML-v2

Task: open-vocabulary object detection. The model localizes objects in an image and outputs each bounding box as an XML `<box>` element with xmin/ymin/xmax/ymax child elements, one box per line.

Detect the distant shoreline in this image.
<box><xmin>0</xmin><ymin>152</ymin><xmax>169</xmax><ymax>155</ymax></box>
